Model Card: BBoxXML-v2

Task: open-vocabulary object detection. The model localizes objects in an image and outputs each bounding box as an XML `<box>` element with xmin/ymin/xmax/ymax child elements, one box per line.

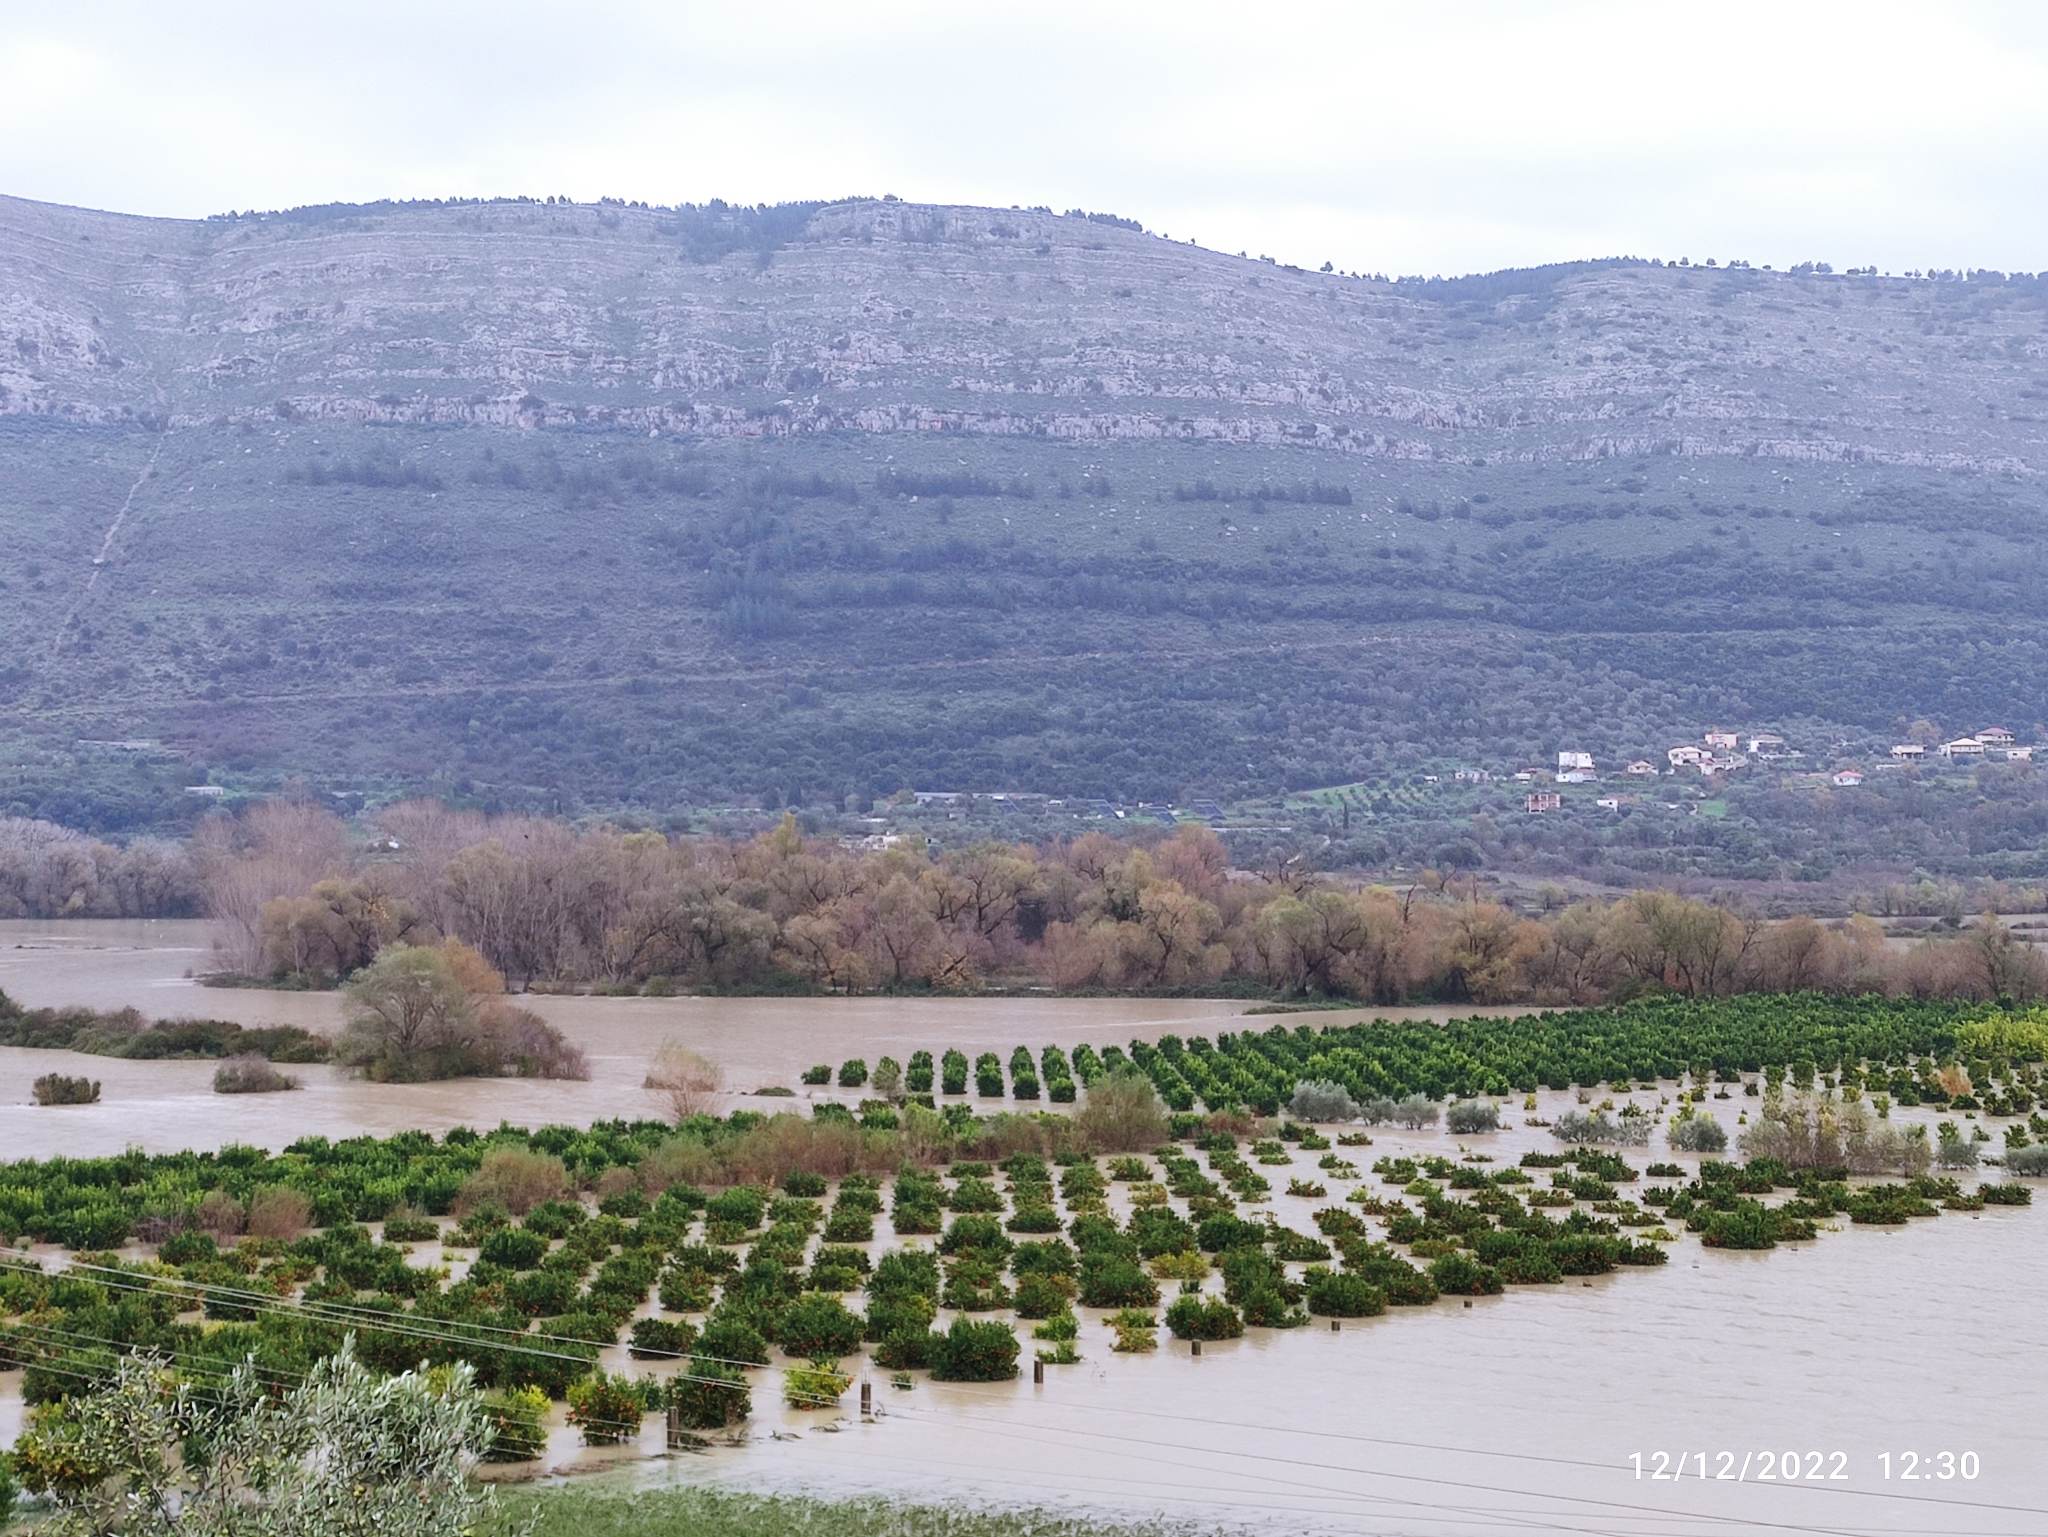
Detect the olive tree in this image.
<box><xmin>10</xmin><ymin>1339</ymin><xmax>518</xmax><ymax>1537</ymax></box>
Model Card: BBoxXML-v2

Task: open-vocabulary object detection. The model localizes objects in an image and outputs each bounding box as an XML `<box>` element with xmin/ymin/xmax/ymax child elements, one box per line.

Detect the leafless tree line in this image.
<box><xmin>181</xmin><ymin>799</ymin><xmax>2048</xmax><ymax>1005</ymax></box>
<box><xmin>0</xmin><ymin>817</ymin><xmax>199</xmax><ymax>920</ymax></box>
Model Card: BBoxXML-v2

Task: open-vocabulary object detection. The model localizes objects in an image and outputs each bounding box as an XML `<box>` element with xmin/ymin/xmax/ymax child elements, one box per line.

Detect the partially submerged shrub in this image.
<box><xmin>211</xmin><ymin>1054</ymin><xmax>299</xmax><ymax>1094</ymax></box>
<box><xmin>456</xmin><ymin>1147</ymin><xmax>569</xmax><ymax>1217</ymax></box>
<box><xmin>777</xmin><ymin>1293</ymin><xmax>865</xmax><ymax>1358</ymax></box>
<box><xmin>1305</xmin><ymin>1269</ymin><xmax>1386</xmax><ymax>1318</ymax></box>
<box><xmin>645</xmin><ymin>1041</ymin><xmax>724</xmax><ymax>1121</ymax></box>
<box><xmin>1935</xmin><ymin>1124</ymin><xmax>1980</xmax><ymax>1170</ymax></box>
<box><xmin>928</xmin><ymin>1317</ymin><xmax>1021</xmax><ymax>1381</ymax></box>
<box><xmin>668</xmin><ymin>1359</ymin><xmax>751</xmax><ymax>1431</ymax></box>
<box><xmin>336</xmin><ymin>945</ymin><xmax>586</xmax><ymax>1083</ymax></box>
<box><xmin>1108</xmin><ymin>1308</ymin><xmax>1158</xmax><ymax>1352</ymax></box>
<box><xmin>627</xmin><ymin>1318</ymin><xmax>697</xmax><ymax>1359</ymax></box>
<box><xmin>1289</xmin><ymin>1080</ymin><xmax>1358</xmax><ymax>1123</ymax></box>
<box><xmin>1358</xmin><ymin>1095</ymin><xmax>1439</xmax><ymax>1129</ymax></box>
<box><xmin>567</xmin><ymin>1374</ymin><xmax>647</xmax><ymax>1446</ymax></box>
<box><xmin>1667</xmin><ymin>1114</ymin><xmax>1728</xmax><ymax>1153</ymax></box>
<box><xmin>1164</xmin><ymin>1294</ymin><xmax>1244</xmax><ymax>1341</ymax></box>
<box><xmin>1444</xmin><ymin>1100</ymin><xmax>1499</xmax><ymax>1135</ymax></box>
<box><xmin>1551</xmin><ymin>1110</ymin><xmax>1651</xmax><ymax>1147</ymax></box>
<box><xmin>784</xmin><ymin>1358</ymin><xmax>853</xmax><ymax>1409</ymax></box>
<box><xmin>481</xmin><ymin>1385</ymin><xmax>550</xmax><ymax>1462</ymax></box>
<box><xmin>1072</xmin><ymin>1069</ymin><xmax>1170</xmax><ymax>1152</ymax></box>
<box><xmin>244</xmin><ymin>1185</ymin><xmax>312</xmax><ymax>1240</ymax></box>
<box><xmin>1739</xmin><ymin>1094</ymin><xmax>1929</xmax><ymax>1175</ymax></box>
<box><xmin>1428</xmin><ymin>1251</ymin><xmax>1503</xmax><ymax>1296</ymax></box>
<box><xmin>32</xmin><ymin>1074</ymin><xmax>100</xmax><ymax>1106</ymax></box>
<box><xmin>2005</xmin><ymin>1145</ymin><xmax>2048</xmax><ymax>1177</ymax></box>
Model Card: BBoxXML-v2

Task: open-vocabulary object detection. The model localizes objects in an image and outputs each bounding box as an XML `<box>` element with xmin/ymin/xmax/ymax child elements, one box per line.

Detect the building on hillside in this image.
<box><xmin>1977</xmin><ymin>726</ymin><xmax>2016</xmax><ymax>745</ymax></box>
<box><xmin>1703</xmin><ymin>730</ymin><xmax>1739</xmax><ymax>750</ymax></box>
<box><xmin>843</xmin><ymin>832</ymin><xmax>913</xmax><ymax>852</ymax></box>
<box><xmin>1940</xmin><ymin>737</ymin><xmax>1986</xmax><ymax>758</ymax></box>
<box><xmin>1555</xmin><ymin>768</ymin><xmax>1597</xmax><ymax>784</ymax></box>
<box><xmin>1746</xmin><ymin>733</ymin><xmax>1787</xmax><ymax>756</ymax></box>
<box><xmin>1557</xmin><ymin>750</ymin><xmax>1594</xmax><ymax>773</ymax></box>
<box><xmin>1596</xmin><ymin>795</ymin><xmax>1631</xmax><ymax>810</ymax></box>
<box><xmin>1524</xmin><ymin>791</ymin><xmax>1562</xmax><ymax>813</ymax></box>
<box><xmin>1624</xmin><ymin>759</ymin><xmax>1657</xmax><ymax>776</ymax></box>
<box><xmin>184</xmin><ymin>784</ymin><xmax>227</xmax><ymax>799</ymax></box>
<box><xmin>1890</xmin><ymin>743</ymin><xmax>1926</xmax><ymax>759</ymax></box>
<box><xmin>1700</xmin><ymin>754</ymin><xmax>1745</xmax><ymax>778</ymax></box>
<box><xmin>2004</xmin><ymin>746</ymin><xmax>2035</xmax><ymax>762</ymax></box>
<box><xmin>1452</xmin><ymin>767</ymin><xmax>1494</xmax><ymax>783</ymax></box>
<box><xmin>1832</xmin><ymin>769</ymin><xmax>1865</xmax><ymax>787</ymax></box>
<box><xmin>1667</xmin><ymin>745</ymin><xmax>1708</xmax><ymax>768</ymax></box>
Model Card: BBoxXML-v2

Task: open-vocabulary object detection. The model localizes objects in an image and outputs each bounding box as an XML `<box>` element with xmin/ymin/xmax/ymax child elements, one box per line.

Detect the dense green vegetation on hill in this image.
<box><xmin>8</xmin><ymin>422</ymin><xmax>2047</xmax><ymax>836</ymax></box>
<box><xmin>5</xmin><ymin>194</ymin><xmax>2048</xmax><ymax>859</ymax></box>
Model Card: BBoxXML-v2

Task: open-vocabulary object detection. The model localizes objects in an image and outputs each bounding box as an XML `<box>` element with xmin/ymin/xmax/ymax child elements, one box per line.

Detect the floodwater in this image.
<box><xmin>542</xmin><ymin>1095</ymin><xmax>2048</xmax><ymax>1537</ymax></box>
<box><xmin>0</xmin><ymin>920</ymin><xmax>1525</xmax><ymax>1158</ymax></box>
<box><xmin>3</xmin><ymin>920</ymin><xmax>2046</xmax><ymax>1535</ymax></box>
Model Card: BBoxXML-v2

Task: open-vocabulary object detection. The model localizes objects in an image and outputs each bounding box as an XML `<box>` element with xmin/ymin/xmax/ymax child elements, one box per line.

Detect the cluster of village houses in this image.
<box><xmin>1454</xmin><ymin>727</ymin><xmax>2036</xmax><ymax>815</ymax></box>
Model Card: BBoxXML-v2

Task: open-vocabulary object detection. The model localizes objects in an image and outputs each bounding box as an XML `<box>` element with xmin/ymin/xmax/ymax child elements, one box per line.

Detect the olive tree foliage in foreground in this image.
<box><xmin>9</xmin><ymin>1339</ymin><xmax>519</xmax><ymax>1537</ymax></box>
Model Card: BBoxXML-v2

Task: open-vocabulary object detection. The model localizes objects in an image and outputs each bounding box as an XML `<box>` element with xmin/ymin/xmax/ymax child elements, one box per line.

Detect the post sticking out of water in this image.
<box><xmin>860</xmin><ymin>1380</ymin><xmax>873</xmax><ymax>1418</ymax></box>
<box><xmin>1032</xmin><ymin>1357</ymin><xmax>1045</xmax><ymax>1385</ymax></box>
<box><xmin>665</xmin><ymin>1401</ymin><xmax>683</xmax><ymax>1449</ymax></box>
<box><xmin>1330</xmin><ymin>1319</ymin><xmax>1340</xmax><ymax>1332</ymax></box>
<box><xmin>1191</xmin><ymin>1339</ymin><xmax>1202</xmax><ymax>1357</ymax></box>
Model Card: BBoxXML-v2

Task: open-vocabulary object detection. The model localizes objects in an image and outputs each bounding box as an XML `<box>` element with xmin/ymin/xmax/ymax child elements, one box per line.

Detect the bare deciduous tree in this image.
<box><xmin>644</xmin><ymin>1039</ymin><xmax>724</xmax><ymax>1121</ymax></box>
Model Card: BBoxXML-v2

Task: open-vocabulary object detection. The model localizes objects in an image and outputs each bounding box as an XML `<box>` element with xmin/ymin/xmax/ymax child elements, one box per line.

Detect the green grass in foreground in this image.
<box><xmin>510</xmin><ymin>1488</ymin><xmax>1182</xmax><ymax>1537</ymax></box>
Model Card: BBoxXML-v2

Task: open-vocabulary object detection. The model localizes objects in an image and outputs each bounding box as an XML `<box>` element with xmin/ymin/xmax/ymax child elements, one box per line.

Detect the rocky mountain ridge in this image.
<box><xmin>5</xmin><ymin>193</ymin><xmax>2043</xmax><ymax>476</ymax></box>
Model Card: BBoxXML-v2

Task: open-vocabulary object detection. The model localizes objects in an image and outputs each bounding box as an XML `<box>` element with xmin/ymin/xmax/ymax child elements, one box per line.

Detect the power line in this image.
<box><xmin>10</xmin><ymin>1255</ymin><xmax>2044</xmax><ymax>1532</ymax></box>
<box><xmin>879</xmin><ymin>1401</ymin><xmax>1985</xmax><ymax>1537</ymax></box>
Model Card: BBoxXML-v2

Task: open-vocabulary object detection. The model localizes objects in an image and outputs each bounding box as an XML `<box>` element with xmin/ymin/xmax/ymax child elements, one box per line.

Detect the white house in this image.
<box><xmin>1889</xmin><ymin>743</ymin><xmax>1926</xmax><ymax>759</ymax></box>
<box><xmin>1746</xmin><ymin>733</ymin><xmax>1787</xmax><ymax>755</ymax></box>
<box><xmin>1667</xmin><ymin>745</ymin><xmax>1708</xmax><ymax>768</ymax></box>
<box><xmin>1832</xmin><ymin>769</ymin><xmax>1864</xmax><ymax>787</ymax></box>
<box><xmin>1940</xmin><ymin>737</ymin><xmax>1986</xmax><ymax>758</ymax></box>
<box><xmin>1624</xmin><ymin>759</ymin><xmax>1657</xmax><ymax>776</ymax></box>
<box><xmin>1557</xmin><ymin>750</ymin><xmax>1594</xmax><ymax>773</ymax></box>
<box><xmin>1703</xmin><ymin>730</ymin><xmax>1739</xmax><ymax>750</ymax></box>
<box><xmin>1556</xmin><ymin>768</ymin><xmax>1597</xmax><ymax>784</ymax></box>
<box><xmin>1977</xmin><ymin>726</ymin><xmax>2016</xmax><ymax>745</ymax></box>
<box><xmin>2006</xmin><ymin>746</ymin><xmax>2035</xmax><ymax>762</ymax></box>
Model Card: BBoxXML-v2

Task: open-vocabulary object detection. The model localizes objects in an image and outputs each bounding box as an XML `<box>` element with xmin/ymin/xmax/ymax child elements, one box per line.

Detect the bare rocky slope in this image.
<box><xmin>3</xmin><ymin>192</ymin><xmax>2046</xmax><ymax>829</ymax></box>
<box><xmin>6</xmin><ymin>193</ymin><xmax>2045</xmax><ymax>470</ymax></box>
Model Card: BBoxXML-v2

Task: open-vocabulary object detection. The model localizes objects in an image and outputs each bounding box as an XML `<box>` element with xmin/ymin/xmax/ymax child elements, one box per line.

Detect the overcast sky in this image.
<box><xmin>5</xmin><ymin>0</ymin><xmax>2047</xmax><ymax>277</ymax></box>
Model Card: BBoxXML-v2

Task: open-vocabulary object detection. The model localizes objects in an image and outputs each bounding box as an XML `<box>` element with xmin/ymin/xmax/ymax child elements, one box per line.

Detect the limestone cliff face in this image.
<box><xmin>2</xmin><ymin>192</ymin><xmax>2044</xmax><ymax>477</ymax></box>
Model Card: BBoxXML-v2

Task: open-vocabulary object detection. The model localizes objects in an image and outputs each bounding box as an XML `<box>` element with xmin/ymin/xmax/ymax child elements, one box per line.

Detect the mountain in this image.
<box><xmin>4</xmin><ymin>191</ymin><xmax>2048</xmax><ymax>829</ymax></box>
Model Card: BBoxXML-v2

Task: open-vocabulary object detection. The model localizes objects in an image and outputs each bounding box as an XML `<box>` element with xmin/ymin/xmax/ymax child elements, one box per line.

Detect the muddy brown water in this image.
<box><xmin>2</xmin><ymin>920</ymin><xmax>2045</xmax><ymax>1534</ymax></box>
<box><xmin>0</xmin><ymin>920</ymin><xmax>1525</xmax><ymax>1157</ymax></box>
